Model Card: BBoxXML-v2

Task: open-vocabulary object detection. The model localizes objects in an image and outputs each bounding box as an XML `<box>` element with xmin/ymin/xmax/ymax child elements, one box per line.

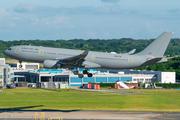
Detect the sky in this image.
<box><xmin>0</xmin><ymin>0</ymin><xmax>180</xmax><ymax>40</ymax></box>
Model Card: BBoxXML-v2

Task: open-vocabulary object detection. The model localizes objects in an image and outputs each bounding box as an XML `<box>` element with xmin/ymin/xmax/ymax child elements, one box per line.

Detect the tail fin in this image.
<box><xmin>137</xmin><ymin>31</ymin><xmax>173</xmax><ymax>57</ymax></box>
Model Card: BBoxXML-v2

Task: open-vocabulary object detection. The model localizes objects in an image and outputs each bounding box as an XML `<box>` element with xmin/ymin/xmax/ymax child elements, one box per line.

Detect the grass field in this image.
<box><xmin>5</xmin><ymin>59</ymin><xmax>19</xmax><ymax>63</ymax></box>
<box><xmin>0</xmin><ymin>88</ymin><xmax>180</xmax><ymax>112</ymax></box>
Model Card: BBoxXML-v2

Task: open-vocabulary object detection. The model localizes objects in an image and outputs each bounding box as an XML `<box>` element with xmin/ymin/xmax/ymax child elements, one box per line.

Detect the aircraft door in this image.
<box><xmin>15</xmin><ymin>47</ymin><xmax>20</xmax><ymax>54</ymax></box>
<box><xmin>128</xmin><ymin>57</ymin><xmax>133</xmax><ymax>64</ymax></box>
<box><xmin>39</xmin><ymin>49</ymin><xmax>44</xmax><ymax>56</ymax></box>
<box><xmin>91</xmin><ymin>55</ymin><xmax>95</xmax><ymax>61</ymax></box>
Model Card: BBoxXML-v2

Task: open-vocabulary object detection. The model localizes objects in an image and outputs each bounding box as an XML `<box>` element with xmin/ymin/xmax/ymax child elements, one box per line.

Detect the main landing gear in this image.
<box><xmin>73</xmin><ymin>69</ymin><xmax>93</xmax><ymax>78</ymax></box>
<box><xmin>83</xmin><ymin>69</ymin><xmax>93</xmax><ymax>77</ymax></box>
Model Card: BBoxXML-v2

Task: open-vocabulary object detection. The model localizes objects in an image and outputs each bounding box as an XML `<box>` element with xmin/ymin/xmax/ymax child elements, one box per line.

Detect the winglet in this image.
<box><xmin>128</xmin><ymin>49</ymin><xmax>136</xmax><ymax>54</ymax></box>
<box><xmin>81</xmin><ymin>49</ymin><xmax>89</xmax><ymax>56</ymax></box>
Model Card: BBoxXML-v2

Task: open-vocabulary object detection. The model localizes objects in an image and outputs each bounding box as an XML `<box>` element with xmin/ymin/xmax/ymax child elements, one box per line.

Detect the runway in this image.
<box><xmin>0</xmin><ymin>110</ymin><xmax>179</xmax><ymax>120</ymax></box>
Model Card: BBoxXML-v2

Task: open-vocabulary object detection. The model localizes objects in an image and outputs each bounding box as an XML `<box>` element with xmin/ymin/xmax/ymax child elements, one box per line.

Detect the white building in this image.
<box><xmin>107</xmin><ymin>70</ymin><xmax>176</xmax><ymax>83</ymax></box>
<box><xmin>0</xmin><ymin>58</ymin><xmax>5</xmax><ymax>65</ymax></box>
<box><xmin>8</xmin><ymin>63</ymin><xmax>39</xmax><ymax>70</ymax></box>
<box><xmin>0</xmin><ymin>65</ymin><xmax>11</xmax><ymax>86</ymax></box>
<box><xmin>160</xmin><ymin>72</ymin><xmax>176</xmax><ymax>83</ymax></box>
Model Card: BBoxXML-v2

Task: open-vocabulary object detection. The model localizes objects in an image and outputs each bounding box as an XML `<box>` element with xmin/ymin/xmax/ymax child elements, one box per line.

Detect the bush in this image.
<box><xmin>155</xmin><ymin>83</ymin><xmax>180</xmax><ymax>88</ymax></box>
<box><xmin>88</xmin><ymin>82</ymin><xmax>115</xmax><ymax>88</ymax></box>
<box><xmin>87</xmin><ymin>82</ymin><xmax>180</xmax><ymax>88</ymax></box>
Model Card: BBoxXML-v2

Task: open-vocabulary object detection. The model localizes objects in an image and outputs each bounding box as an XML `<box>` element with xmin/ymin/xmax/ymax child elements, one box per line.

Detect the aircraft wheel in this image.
<box><xmin>78</xmin><ymin>74</ymin><xmax>84</xmax><ymax>78</ymax></box>
<box><xmin>73</xmin><ymin>71</ymin><xmax>79</xmax><ymax>75</ymax></box>
<box><xmin>83</xmin><ymin>70</ymin><xmax>88</xmax><ymax>74</ymax></box>
<box><xmin>87</xmin><ymin>73</ymin><xmax>93</xmax><ymax>77</ymax></box>
<box><xmin>19</xmin><ymin>65</ymin><xmax>22</xmax><ymax>68</ymax></box>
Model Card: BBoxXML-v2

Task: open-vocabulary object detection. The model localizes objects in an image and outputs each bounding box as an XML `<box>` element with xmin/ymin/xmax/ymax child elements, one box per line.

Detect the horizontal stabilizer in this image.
<box><xmin>157</xmin><ymin>57</ymin><xmax>174</xmax><ymax>63</ymax></box>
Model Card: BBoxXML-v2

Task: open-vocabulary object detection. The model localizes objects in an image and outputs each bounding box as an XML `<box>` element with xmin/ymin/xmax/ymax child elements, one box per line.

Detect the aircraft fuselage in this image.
<box><xmin>4</xmin><ymin>45</ymin><xmax>147</xmax><ymax>69</ymax></box>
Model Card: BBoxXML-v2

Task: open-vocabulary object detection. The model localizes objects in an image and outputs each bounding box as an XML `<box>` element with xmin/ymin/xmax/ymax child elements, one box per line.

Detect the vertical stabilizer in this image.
<box><xmin>137</xmin><ymin>31</ymin><xmax>173</xmax><ymax>57</ymax></box>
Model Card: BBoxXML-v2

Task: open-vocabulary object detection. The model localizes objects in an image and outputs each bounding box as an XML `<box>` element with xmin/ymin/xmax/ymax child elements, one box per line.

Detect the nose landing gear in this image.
<box><xmin>19</xmin><ymin>61</ymin><xmax>23</xmax><ymax>68</ymax></box>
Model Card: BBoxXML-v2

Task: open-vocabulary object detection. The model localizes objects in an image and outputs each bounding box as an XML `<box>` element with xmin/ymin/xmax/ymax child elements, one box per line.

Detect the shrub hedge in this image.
<box><xmin>88</xmin><ymin>82</ymin><xmax>180</xmax><ymax>88</ymax></box>
<box><xmin>155</xmin><ymin>83</ymin><xmax>180</xmax><ymax>88</ymax></box>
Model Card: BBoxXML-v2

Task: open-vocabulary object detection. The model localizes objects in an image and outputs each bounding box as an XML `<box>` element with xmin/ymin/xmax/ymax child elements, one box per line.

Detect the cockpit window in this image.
<box><xmin>8</xmin><ymin>48</ymin><xmax>11</xmax><ymax>50</ymax></box>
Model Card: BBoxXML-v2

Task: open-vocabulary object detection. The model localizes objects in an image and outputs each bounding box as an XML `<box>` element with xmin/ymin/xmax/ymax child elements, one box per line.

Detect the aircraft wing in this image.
<box><xmin>59</xmin><ymin>50</ymin><xmax>89</xmax><ymax>67</ymax></box>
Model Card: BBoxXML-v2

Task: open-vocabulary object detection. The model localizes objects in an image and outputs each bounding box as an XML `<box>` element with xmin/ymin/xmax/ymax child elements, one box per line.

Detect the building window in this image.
<box><xmin>0</xmin><ymin>75</ymin><xmax>2</xmax><ymax>79</ymax></box>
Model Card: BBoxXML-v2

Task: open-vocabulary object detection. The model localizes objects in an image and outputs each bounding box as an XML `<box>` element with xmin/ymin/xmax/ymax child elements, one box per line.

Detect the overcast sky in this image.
<box><xmin>0</xmin><ymin>0</ymin><xmax>180</xmax><ymax>40</ymax></box>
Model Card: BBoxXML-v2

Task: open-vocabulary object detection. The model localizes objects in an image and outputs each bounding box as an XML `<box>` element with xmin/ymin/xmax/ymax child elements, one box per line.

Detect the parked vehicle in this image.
<box><xmin>6</xmin><ymin>84</ymin><xmax>16</xmax><ymax>89</ymax></box>
<box><xmin>0</xmin><ymin>84</ymin><xmax>3</xmax><ymax>89</ymax></box>
<box><xmin>28</xmin><ymin>84</ymin><xmax>35</xmax><ymax>88</ymax></box>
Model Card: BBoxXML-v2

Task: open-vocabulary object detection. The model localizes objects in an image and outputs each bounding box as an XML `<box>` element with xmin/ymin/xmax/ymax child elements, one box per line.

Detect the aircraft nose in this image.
<box><xmin>3</xmin><ymin>50</ymin><xmax>8</xmax><ymax>56</ymax></box>
<box><xmin>3</xmin><ymin>50</ymin><xmax>6</xmax><ymax>55</ymax></box>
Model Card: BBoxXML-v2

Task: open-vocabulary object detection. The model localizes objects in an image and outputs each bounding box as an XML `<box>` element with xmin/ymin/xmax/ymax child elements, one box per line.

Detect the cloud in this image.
<box><xmin>14</xmin><ymin>3</ymin><xmax>54</xmax><ymax>13</ymax></box>
<box><xmin>167</xmin><ymin>9</ymin><xmax>180</xmax><ymax>13</ymax></box>
<box><xmin>87</xmin><ymin>30</ymin><xmax>96</xmax><ymax>38</ymax></box>
<box><xmin>40</xmin><ymin>15</ymin><xmax>70</xmax><ymax>29</ymax></box>
<box><xmin>128</xmin><ymin>10</ymin><xmax>139</xmax><ymax>14</ymax></box>
<box><xmin>13</xmin><ymin>3</ymin><xmax>123</xmax><ymax>15</ymax></box>
<box><xmin>96</xmin><ymin>6</ymin><xmax>122</xmax><ymax>14</ymax></box>
<box><xmin>101</xmin><ymin>0</ymin><xmax>120</xmax><ymax>3</ymax></box>
<box><xmin>0</xmin><ymin>8</ymin><xmax>20</xmax><ymax>28</ymax></box>
<box><xmin>0</xmin><ymin>8</ymin><xmax>9</xmax><ymax>16</ymax></box>
<box><xmin>14</xmin><ymin>3</ymin><xmax>36</xmax><ymax>12</ymax></box>
<box><xmin>1</xmin><ymin>1</ymin><xmax>179</xmax><ymax>40</ymax></box>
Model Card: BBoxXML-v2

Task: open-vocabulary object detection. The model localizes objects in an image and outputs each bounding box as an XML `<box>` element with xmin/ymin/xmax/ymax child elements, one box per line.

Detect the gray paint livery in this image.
<box><xmin>3</xmin><ymin>32</ymin><xmax>173</xmax><ymax>71</ymax></box>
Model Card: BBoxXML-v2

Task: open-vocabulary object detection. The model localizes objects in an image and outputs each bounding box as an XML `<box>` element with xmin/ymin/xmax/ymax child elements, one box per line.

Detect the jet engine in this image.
<box><xmin>43</xmin><ymin>60</ymin><xmax>61</xmax><ymax>69</ymax></box>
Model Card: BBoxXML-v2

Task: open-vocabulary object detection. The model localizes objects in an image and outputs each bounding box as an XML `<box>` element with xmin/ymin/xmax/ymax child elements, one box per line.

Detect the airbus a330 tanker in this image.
<box><xmin>3</xmin><ymin>31</ymin><xmax>174</xmax><ymax>78</ymax></box>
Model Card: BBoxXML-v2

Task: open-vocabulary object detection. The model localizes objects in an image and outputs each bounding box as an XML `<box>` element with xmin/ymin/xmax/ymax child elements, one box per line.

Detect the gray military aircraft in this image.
<box><xmin>3</xmin><ymin>31</ymin><xmax>173</xmax><ymax>78</ymax></box>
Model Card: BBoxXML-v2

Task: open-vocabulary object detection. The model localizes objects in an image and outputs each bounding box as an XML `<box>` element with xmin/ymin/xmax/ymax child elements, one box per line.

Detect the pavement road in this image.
<box><xmin>0</xmin><ymin>110</ymin><xmax>179</xmax><ymax>120</ymax></box>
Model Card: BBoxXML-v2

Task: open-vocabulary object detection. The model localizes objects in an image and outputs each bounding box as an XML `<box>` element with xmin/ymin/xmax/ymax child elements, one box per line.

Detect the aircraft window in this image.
<box><xmin>8</xmin><ymin>48</ymin><xmax>11</xmax><ymax>50</ymax></box>
<box><xmin>47</xmin><ymin>52</ymin><xmax>56</xmax><ymax>55</ymax></box>
<box><xmin>22</xmin><ymin>50</ymin><xmax>38</xmax><ymax>53</ymax></box>
<box><xmin>96</xmin><ymin>57</ymin><xmax>128</xmax><ymax>61</ymax></box>
<box><xmin>58</xmin><ymin>53</ymin><xmax>74</xmax><ymax>56</ymax></box>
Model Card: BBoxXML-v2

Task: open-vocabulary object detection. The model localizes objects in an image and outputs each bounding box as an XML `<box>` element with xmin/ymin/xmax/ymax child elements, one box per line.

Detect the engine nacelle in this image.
<box><xmin>43</xmin><ymin>60</ymin><xmax>61</xmax><ymax>69</ymax></box>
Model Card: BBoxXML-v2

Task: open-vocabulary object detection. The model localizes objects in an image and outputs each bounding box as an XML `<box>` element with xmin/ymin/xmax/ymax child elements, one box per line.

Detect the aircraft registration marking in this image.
<box><xmin>15</xmin><ymin>47</ymin><xmax>20</xmax><ymax>54</ymax></box>
<box><xmin>91</xmin><ymin>55</ymin><xmax>95</xmax><ymax>61</ymax></box>
<box><xmin>39</xmin><ymin>49</ymin><xmax>44</xmax><ymax>56</ymax></box>
<box><xmin>128</xmin><ymin>57</ymin><xmax>133</xmax><ymax>64</ymax></box>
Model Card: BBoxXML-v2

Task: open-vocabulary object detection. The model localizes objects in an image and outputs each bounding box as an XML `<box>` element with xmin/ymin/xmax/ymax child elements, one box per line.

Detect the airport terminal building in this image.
<box><xmin>10</xmin><ymin>68</ymin><xmax>176</xmax><ymax>87</ymax></box>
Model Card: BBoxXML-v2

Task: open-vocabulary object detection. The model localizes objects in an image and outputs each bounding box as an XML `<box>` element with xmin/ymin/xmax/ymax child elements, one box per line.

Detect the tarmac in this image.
<box><xmin>0</xmin><ymin>110</ymin><xmax>180</xmax><ymax>120</ymax></box>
